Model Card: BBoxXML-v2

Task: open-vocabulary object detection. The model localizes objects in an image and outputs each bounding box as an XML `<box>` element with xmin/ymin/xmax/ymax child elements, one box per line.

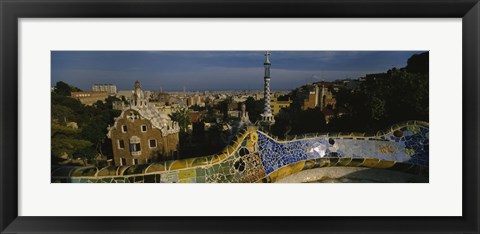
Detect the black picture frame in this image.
<box><xmin>1</xmin><ymin>0</ymin><xmax>479</xmax><ymax>233</ymax></box>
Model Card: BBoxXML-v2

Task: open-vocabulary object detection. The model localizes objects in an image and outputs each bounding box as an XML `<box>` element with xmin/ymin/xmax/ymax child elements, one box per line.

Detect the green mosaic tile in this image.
<box><xmin>329</xmin><ymin>157</ymin><xmax>339</xmax><ymax>166</ymax></box>
<box><xmin>337</xmin><ymin>158</ymin><xmax>352</xmax><ymax>166</ymax></box>
<box><xmin>196</xmin><ymin>176</ymin><xmax>206</xmax><ymax>183</ymax></box>
<box><xmin>145</xmin><ymin>163</ymin><xmax>166</xmax><ymax>173</ymax></box>
<box><xmin>144</xmin><ymin>175</ymin><xmax>156</xmax><ymax>183</ymax></box>
<box><xmin>134</xmin><ymin>176</ymin><xmax>144</xmax><ymax>183</ymax></box>
<box><xmin>100</xmin><ymin>178</ymin><xmax>113</xmax><ymax>183</ymax></box>
<box><xmin>196</xmin><ymin>168</ymin><xmax>206</xmax><ymax>176</ymax></box>
<box><xmin>317</xmin><ymin>158</ymin><xmax>331</xmax><ymax>167</ymax></box>
<box><xmin>96</xmin><ymin>166</ymin><xmax>118</xmax><ymax>177</ymax></box>
<box><xmin>191</xmin><ymin>157</ymin><xmax>209</xmax><ymax>167</ymax></box>
<box><xmin>348</xmin><ymin>158</ymin><xmax>364</xmax><ymax>167</ymax></box>
<box><xmin>69</xmin><ymin>178</ymin><xmax>81</xmax><ymax>183</ymax></box>
<box><xmin>160</xmin><ymin>172</ymin><xmax>179</xmax><ymax>183</ymax></box>
<box><xmin>72</xmin><ymin>167</ymin><xmax>97</xmax><ymax>177</ymax></box>
<box><xmin>206</xmin><ymin>167</ymin><xmax>215</xmax><ymax>175</ymax></box>
<box><xmin>52</xmin><ymin>122</ymin><xmax>428</xmax><ymax>183</ymax></box>
<box><xmin>178</xmin><ymin>169</ymin><xmax>196</xmax><ymax>179</ymax></box>
<box><xmin>124</xmin><ymin>164</ymin><xmax>150</xmax><ymax>175</ymax></box>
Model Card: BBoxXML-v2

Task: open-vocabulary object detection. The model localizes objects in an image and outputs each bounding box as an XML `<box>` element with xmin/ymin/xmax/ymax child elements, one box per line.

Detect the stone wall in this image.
<box><xmin>70</xmin><ymin>91</ymin><xmax>109</xmax><ymax>106</ymax></box>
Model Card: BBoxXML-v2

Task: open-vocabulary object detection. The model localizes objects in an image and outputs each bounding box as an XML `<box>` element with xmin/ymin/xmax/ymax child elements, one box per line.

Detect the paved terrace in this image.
<box><xmin>51</xmin><ymin>121</ymin><xmax>429</xmax><ymax>183</ymax></box>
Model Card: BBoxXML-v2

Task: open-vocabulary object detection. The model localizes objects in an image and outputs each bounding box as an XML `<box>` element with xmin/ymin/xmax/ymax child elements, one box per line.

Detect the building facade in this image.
<box><xmin>70</xmin><ymin>91</ymin><xmax>109</xmax><ymax>105</ymax></box>
<box><xmin>107</xmin><ymin>81</ymin><xmax>180</xmax><ymax>166</ymax></box>
<box><xmin>187</xmin><ymin>95</ymin><xmax>204</xmax><ymax>107</ymax></box>
<box><xmin>302</xmin><ymin>84</ymin><xmax>336</xmax><ymax>111</ymax></box>
<box><xmin>92</xmin><ymin>84</ymin><xmax>117</xmax><ymax>94</ymax></box>
<box><xmin>271</xmin><ymin>97</ymin><xmax>292</xmax><ymax>115</ymax></box>
<box><xmin>116</xmin><ymin>90</ymin><xmax>134</xmax><ymax>101</ymax></box>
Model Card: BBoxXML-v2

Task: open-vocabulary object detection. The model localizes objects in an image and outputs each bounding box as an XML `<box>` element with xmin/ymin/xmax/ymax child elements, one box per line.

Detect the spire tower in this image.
<box><xmin>259</xmin><ymin>51</ymin><xmax>275</xmax><ymax>127</ymax></box>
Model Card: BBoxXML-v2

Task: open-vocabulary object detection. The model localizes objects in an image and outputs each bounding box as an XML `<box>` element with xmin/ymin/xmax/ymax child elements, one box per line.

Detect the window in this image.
<box><xmin>118</xmin><ymin>139</ymin><xmax>125</xmax><ymax>149</ymax></box>
<box><xmin>133</xmin><ymin>159</ymin><xmax>139</xmax><ymax>165</ymax></box>
<box><xmin>130</xmin><ymin>136</ymin><xmax>141</xmax><ymax>156</ymax></box>
<box><xmin>122</xmin><ymin>125</ymin><xmax>127</xmax><ymax>133</ymax></box>
<box><xmin>130</xmin><ymin>143</ymin><xmax>141</xmax><ymax>152</ymax></box>
<box><xmin>141</xmin><ymin>125</ymin><xmax>147</xmax><ymax>132</ymax></box>
<box><xmin>120</xmin><ymin>158</ymin><xmax>126</xmax><ymax>166</ymax></box>
<box><xmin>149</xmin><ymin>139</ymin><xmax>157</xmax><ymax>148</ymax></box>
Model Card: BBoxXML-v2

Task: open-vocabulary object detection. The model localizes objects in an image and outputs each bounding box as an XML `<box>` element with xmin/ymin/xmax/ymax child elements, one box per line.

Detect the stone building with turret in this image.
<box><xmin>107</xmin><ymin>81</ymin><xmax>180</xmax><ymax>166</ymax></box>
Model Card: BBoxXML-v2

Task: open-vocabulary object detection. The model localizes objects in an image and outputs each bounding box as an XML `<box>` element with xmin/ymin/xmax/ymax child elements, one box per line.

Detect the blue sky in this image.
<box><xmin>51</xmin><ymin>51</ymin><xmax>425</xmax><ymax>91</ymax></box>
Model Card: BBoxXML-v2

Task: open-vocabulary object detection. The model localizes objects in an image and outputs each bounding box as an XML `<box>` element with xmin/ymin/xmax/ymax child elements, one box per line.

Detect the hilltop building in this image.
<box><xmin>92</xmin><ymin>84</ymin><xmax>117</xmax><ymax>94</ymax></box>
<box><xmin>302</xmin><ymin>83</ymin><xmax>336</xmax><ymax>111</ymax></box>
<box><xmin>117</xmin><ymin>90</ymin><xmax>134</xmax><ymax>101</ymax></box>
<box><xmin>70</xmin><ymin>91</ymin><xmax>109</xmax><ymax>106</ymax></box>
<box><xmin>271</xmin><ymin>97</ymin><xmax>292</xmax><ymax>115</ymax></box>
<box><xmin>107</xmin><ymin>81</ymin><xmax>180</xmax><ymax>166</ymax></box>
<box><xmin>187</xmin><ymin>94</ymin><xmax>205</xmax><ymax>107</ymax></box>
<box><xmin>154</xmin><ymin>104</ymin><xmax>183</xmax><ymax>116</ymax></box>
<box><xmin>155</xmin><ymin>92</ymin><xmax>172</xmax><ymax>105</ymax></box>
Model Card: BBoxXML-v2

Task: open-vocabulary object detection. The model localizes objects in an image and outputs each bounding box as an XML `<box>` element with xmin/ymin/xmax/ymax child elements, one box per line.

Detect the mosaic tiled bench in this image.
<box><xmin>51</xmin><ymin>121</ymin><xmax>429</xmax><ymax>183</ymax></box>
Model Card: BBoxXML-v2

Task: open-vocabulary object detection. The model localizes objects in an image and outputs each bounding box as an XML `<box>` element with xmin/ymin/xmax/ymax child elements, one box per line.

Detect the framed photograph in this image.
<box><xmin>1</xmin><ymin>0</ymin><xmax>479</xmax><ymax>233</ymax></box>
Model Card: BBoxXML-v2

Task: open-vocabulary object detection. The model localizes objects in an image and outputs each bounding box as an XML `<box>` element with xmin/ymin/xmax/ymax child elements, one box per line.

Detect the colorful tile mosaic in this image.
<box><xmin>52</xmin><ymin>121</ymin><xmax>429</xmax><ymax>183</ymax></box>
<box><xmin>257</xmin><ymin>122</ymin><xmax>429</xmax><ymax>175</ymax></box>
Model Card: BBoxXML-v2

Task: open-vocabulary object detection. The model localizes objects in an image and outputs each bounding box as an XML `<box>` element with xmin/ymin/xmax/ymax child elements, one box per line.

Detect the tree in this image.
<box><xmin>406</xmin><ymin>52</ymin><xmax>429</xmax><ymax>74</ymax></box>
<box><xmin>192</xmin><ymin>121</ymin><xmax>205</xmax><ymax>137</ymax></box>
<box><xmin>50</xmin><ymin>81</ymin><xmax>121</xmax><ymax>165</ymax></box>
<box><xmin>169</xmin><ymin>108</ymin><xmax>191</xmax><ymax>134</ymax></box>
<box><xmin>51</xmin><ymin>137</ymin><xmax>93</xmax><ymax>160</ymax></box>
<box><xmin>270</xmin><ymin>111</ymin><xmax>291</xmax><ymax>137</ymax></box>
<box><xmin>54</xmin><ymin>81</ymin><xmax>81</xmax><ymax>96</ymax></box>
<box><xmin>291</xmin><ymin>108</ymin><xmax>326</xmax><ymax>134</ymax></box>
<box><xmin>244</xmin><ymin>97</ymin><xmax>263</xmax><ymax>123</ymax></box>
<box><xmin>369</xmin><ymin>96</ymin><xmax>387</xmax><ymax>121</ymax></box>
<box><xmin>191</xmin><ymin>104</ymin><xmax>205</xmax><ymax>111</ymax></box>
<box><xmin>51</xmin><ymin>104</ymin><xmax>75</xmax><ymax>124</ymax></box>
<box><xmin>218</xmin><ymin>98</ymin><xmax>232</xmax><ymax>121</ymax></box>
<box><xmin>269</xmin><ymin>52</ymin><xmax>429</xmax><ymax>135</ymax></box>
<box><xmin>51</xmin><ymin>122</ymin><xmax>80</xmax><ymax>138</ymax></box>
<box><xmin>71</xmin><ymin>146</ymin><xmax>97</xmax><ymax>166</ymax></box>
<box><xmin>327</xmin><ymin>53</ymin><xmax>428</xmax><ymax>132</ymax></box>
<box><xmin>81</xmin><ymin>121</ymin><xmax>107</xmax><ymax>156</ymax></box>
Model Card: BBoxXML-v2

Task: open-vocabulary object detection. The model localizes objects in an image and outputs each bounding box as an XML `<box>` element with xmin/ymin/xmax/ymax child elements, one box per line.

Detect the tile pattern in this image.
<box><xmin>52</xmin><ymin>121</ymin><xmax>429</xmax><ymax>183</ymax></box>
<box><xmin>107</xmin><ymin>105</ymin><xmax>180</xmax><ymax>138</ymax></box>
<box><xmin>257</xmin><ymin>122</ymin><xmax>429</xmax><ymax>175</ymax></box>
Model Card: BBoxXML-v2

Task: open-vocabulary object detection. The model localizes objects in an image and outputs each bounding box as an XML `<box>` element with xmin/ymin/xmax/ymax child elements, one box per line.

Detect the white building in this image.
<box><xmin>92</xmin><ymin>84</ymin><xmax>117</xmax><ymax>94</ymax></box>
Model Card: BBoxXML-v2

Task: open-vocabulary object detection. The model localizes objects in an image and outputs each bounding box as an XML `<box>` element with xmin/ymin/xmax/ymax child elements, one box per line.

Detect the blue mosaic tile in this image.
<box><xmin>257</xmin><ymin>125</ymin><xmax>429</xmax><ymax>175</ymax></box>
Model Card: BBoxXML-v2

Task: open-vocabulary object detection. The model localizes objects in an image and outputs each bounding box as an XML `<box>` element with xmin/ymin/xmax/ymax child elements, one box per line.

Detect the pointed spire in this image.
<box><xmin>264</xmin><ymin>51</ymin><xmax>271</xmax><ymax>64</ymax></box>
<box><xmin>259</xmin><ymin>51</ymin><xmax>275</xmax><ymax>127</ymax></box>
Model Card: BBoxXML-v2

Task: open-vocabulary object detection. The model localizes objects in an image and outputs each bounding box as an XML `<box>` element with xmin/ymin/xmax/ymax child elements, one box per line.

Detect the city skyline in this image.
<box><xmin>51</xmin><ymin>51</ymin><xmax>429</xmax><ymax>183</ymax></box>
<box><xmin>51</xmin><ymin>51</ymin><xmax>424</xmax><ymax>91</ymax></box>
